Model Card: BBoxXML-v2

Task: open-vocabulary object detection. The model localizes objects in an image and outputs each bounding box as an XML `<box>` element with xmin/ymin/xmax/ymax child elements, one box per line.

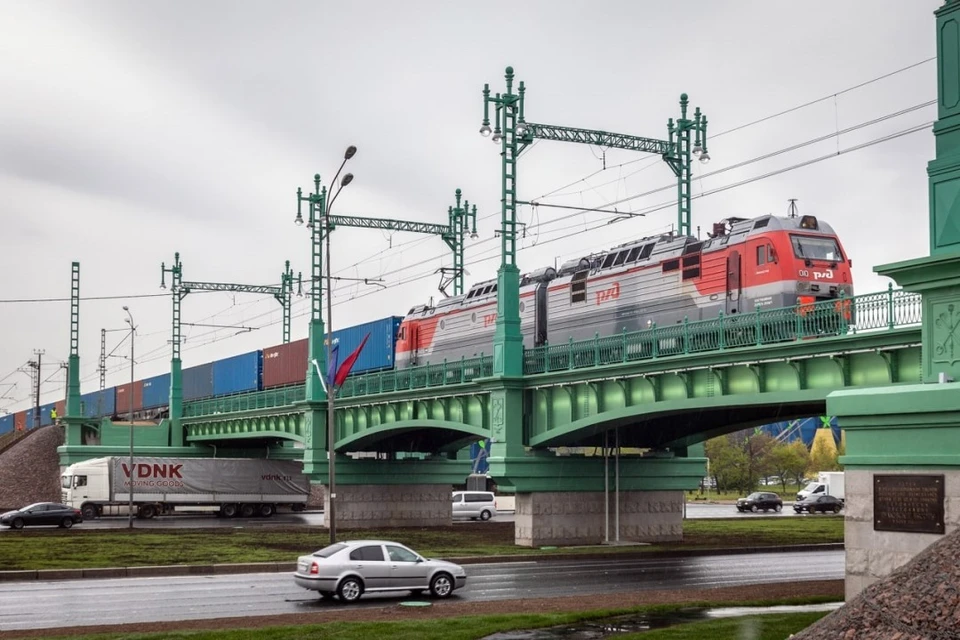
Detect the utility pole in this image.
<box><xmin>99</xmin><ymin>329</ymin><xmax>106</xmax><ymax>390</ymax></box>
<box><xmin>311</xmin><ymin>189</ymin><xmax>478</xmax><ymax>297</ymax></box>
<box><xmin>160</xmin><ymin>256</ymin><xmax>301</xmax><ymax>443</ymax></box>
<box><xmin>29</xmin><ymin>349</ymin><xmax>43</xmax><ymax>428</ymax></box>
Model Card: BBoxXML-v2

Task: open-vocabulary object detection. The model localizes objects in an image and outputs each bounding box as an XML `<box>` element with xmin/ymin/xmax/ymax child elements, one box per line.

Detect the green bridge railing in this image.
<box><xmin>338</xmin><ymin>354</ymin><xmax>494</xmax><ymax>399</ymax></box>
<box><xmin>523</xmin><ymin>286</ymin><xmax>921</xmax><ymax>374</ymax></box>
<box><xmin>183</xmin><ymin>286</ymin><xmax>921</xmax><ymax>418</ymax></box>
<box><xmin>183</xmin><ymin>384</ymin><xmax>306</xmax><ymax>418</ymax></box>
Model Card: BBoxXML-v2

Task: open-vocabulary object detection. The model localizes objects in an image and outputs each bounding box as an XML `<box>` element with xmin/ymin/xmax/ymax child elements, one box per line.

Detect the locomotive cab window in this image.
<box><xmin>791</xmin><ymin>235</ymin><xmax>842</xmax><ymax>261</ymax></box>
<box><xmin>756</xmin><ymin>245</ymin><xmax>767</xmax><ymax>266</ymax></box>
<box><xmin>571</xmin><ymin>270</ymin><xmax>588</xmax><ymax>303</ymax></box>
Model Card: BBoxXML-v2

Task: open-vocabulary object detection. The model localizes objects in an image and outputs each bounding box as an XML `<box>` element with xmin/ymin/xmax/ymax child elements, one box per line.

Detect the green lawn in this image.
<box><xmin>30</xmin><ymin>602</ymin><xmax>834</xmax><ymax>640</ymax></box>
<box><xmin>0</xmin><ymin>518</ymin><xmax>843</xmax><ymax>571</ymax></box>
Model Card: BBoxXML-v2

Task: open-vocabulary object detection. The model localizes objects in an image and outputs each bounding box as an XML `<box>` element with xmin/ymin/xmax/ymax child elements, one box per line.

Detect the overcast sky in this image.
<box><xmin>0</xmin><ymin>1</ymin><xmax>943</xmax><ymax>413</ymax></box>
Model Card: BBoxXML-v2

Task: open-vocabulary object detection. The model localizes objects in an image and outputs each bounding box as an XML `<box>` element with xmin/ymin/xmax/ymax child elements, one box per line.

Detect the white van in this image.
<box><xmin>452</xmin><ymin>491</ymin><xmax>497</xmax><ymax>521</ymax></box>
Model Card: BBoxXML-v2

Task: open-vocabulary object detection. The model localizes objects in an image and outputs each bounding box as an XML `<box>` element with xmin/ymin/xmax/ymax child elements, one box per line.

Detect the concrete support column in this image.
<box><xmin>843</xmin><ymin>469</ymin><xmax>960</xmax><ymax>599</ymax></box>
<box><xmin>515</xmin><ymin>490</ymin><xmax>684</xmax><ymax>547</ymax></box>
<box><xmin>324</xmin><ymin>484</ymin><xmax>453</xmax><ymax>528</ymax></box>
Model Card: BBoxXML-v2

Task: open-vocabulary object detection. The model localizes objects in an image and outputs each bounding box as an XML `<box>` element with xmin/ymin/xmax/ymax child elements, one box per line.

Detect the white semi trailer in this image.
<box><xmin>61</xmin><ymin>456</ymin><xmax>309</xmax><ymax>519</ymax></box>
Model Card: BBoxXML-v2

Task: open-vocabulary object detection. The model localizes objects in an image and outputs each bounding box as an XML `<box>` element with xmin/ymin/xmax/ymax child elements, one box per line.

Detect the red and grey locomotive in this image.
<box><xmin>396</xmin><ymin>213</ymin><xmax>852</xmax><ymax>367</ymax></box>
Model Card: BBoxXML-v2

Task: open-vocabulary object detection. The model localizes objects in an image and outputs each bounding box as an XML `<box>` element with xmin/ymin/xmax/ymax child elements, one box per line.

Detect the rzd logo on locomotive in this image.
<box><xmin>483</xmin><ymin>313</ymin><xmax>497</xmax><ymax>327</ymax></box>
<box><xmin>595</xmin><ymin>282</ymin><xmax>621</xmax><ymax>306</ymax></box>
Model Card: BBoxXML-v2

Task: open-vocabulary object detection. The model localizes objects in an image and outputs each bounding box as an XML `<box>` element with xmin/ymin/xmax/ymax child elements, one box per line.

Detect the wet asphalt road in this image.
<box><xmin>0</xmin><ymin>550</ymin><xmax>844</xmax><ymax>632</ymax></box>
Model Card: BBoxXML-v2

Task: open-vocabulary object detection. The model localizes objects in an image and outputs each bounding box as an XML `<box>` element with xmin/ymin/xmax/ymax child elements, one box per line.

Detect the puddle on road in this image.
<box><xmin>481</xmin><ymin>602</ymin><xmax>842</xmax><ymax>639</ymax></box>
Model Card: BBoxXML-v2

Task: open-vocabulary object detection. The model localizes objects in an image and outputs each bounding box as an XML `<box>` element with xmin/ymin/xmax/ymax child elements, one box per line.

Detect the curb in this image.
<box><xmin>0</xmin><ymin>544</ymin><xmax>843</xmax><ymax>583</ymax></box>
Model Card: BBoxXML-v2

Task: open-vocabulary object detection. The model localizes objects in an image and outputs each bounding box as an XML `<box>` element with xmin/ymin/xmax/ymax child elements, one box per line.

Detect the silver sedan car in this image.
<box><xmin>294</xmin><ymin>539</ymin><xmax>467</xmax><ymax>602</ymax></box>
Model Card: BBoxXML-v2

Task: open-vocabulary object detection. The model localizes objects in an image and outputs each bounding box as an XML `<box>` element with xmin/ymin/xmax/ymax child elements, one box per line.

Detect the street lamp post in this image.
<box><xmin>122</xmin><ymin>306</ymin><xmax>136</xmax><ymax>529</ymax></box>
<box><xmin>295</xmin><ymin>145</ymin><xmax>356</xmax><ymax>545</ymax></box>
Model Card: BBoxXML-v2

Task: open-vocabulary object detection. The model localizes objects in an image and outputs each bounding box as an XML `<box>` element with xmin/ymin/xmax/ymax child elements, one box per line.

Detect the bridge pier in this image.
<box><xmin>515</xmin><ymin>490</ymin><xmax>683</xmax><ymax>547</ymax></box>
<box><xmin>321</xmin><ymin>484</ymin><xmax>452</xmax><ymax>528</ymax></box>
<box><xmin>489</xmin><ymin>451</ymin><xmax>703</xmax><ymax>547</ymax></box>
<box><xmin>307</xmin><ymin>456</ymin><xmax>469</xmax><ymax>529</ymax></box>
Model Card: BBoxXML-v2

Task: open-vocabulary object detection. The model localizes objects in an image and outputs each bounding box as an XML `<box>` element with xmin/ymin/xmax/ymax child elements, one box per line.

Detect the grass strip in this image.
<box><xmin>28</xmin><ymin>599</ymin><xmax>836</xmax><ymax>640</ymax></box>
<box><xmin>0</xmin><ymin>517</ymin><xmax>843</xmax><ymax>571</ymax></box>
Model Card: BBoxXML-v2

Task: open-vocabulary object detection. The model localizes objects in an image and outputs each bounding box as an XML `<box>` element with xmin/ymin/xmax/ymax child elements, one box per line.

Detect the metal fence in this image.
<box><xmin>523</xmin><ymin>286</ymin><xmax>922</xmax><ymax>375</ymax></box>
<box><xmin>183</xmin><ymin>286</ymin><xmax>922</xmax><ymax>415</ymax></box>
<box><xmin>337</xmin><ymin>354</ymin><xmax>494</xmax><ymax>399</ymax></box>
<box><xmin>183</xmin><ymin>384</ymin><xmax>306</xmax><ymax>418</ymax></box>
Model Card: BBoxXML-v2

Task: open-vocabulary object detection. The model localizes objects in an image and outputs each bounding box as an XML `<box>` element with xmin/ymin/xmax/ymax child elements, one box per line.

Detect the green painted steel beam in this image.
<box><xmin>180</xmin><ymin>281</ymin><xmax>284</xmax><ymax>296</ymax></box>
<box><xmin>327</xmin><ymin>215</ymin><xmax>450</xmax><ymax>236</ymax></box>
<box><xmin>523</xmin><ymin>122</ymin><xmax>673</xmax><ymax>156</ymax></box>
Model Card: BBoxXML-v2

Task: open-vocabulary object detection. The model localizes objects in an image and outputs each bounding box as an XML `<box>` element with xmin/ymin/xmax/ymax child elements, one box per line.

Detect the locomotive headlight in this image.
<box><xmin>797</xmin><ymin>281</ymin><xmax>811</xmax><ymax>292</ymax></box>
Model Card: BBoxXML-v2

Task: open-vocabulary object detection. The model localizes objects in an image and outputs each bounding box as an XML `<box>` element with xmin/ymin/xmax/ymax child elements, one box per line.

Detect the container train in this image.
<box><xmin>0</xmin><ymin>211</ymin><xmax>851</xmax><ymax>435</ymax></box>
<box><xmin>0</xmin><ymin>316</ymin><xmax>402</xmax><ymax>432</ymax></box>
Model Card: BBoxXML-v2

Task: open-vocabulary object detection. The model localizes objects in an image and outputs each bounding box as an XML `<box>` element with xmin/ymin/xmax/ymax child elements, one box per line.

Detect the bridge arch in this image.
<box><xmin>335</xmin><ymin>419</ymin><xmax>488</xmax><ymax>454</ymax></box>
<box><xmin>528</xmin><ymin>389</ymin><xmax>830</xmax><ymax>450</ymax></box>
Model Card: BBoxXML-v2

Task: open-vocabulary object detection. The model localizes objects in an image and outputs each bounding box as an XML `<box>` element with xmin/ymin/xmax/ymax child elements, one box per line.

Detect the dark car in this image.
<box><xmin>0</xmin><ymin>502</ymin><xmax>83</xmax><ymax>529</ymax></box>
<box><xmin>736</xmin><ymin>492</ymin><xmax>783</xmax><ymax>513</ymax></box>
<box><xmin>794</xmin><ymin>494</ymin><xmax>844</xmax><ymax>514</ymax></box>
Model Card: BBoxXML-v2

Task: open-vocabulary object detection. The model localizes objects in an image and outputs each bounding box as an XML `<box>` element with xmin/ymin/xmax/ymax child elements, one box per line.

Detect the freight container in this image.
<box><xmin>0</xmin><ymin>414</ymin><xmax>13</xmax><ymax>436</ymax></box>
<box><xmin>213</xmin><ymin>350</ymin><xmax>263</xmax><ymax>396</ymax></box>
<box><xmin>61</xmin><ymin>456</ymin><xmax>309</xmax><ymax>519</ymax></box>
<box><xmin>39</xmin><ymin>402</ymin><xmax>57</xmax><ymax>427</ymax></box>
<box><xmin>55</xmin><ymin>399</ymin><xmax>65</xmax><ymax>419</ymax></box>
<box><xmin>13</xmin><ymin>410</ymin><xmax>27</xmax><ymax>431</ymax></box>
<box><xmin>80</xmin><ymin>388</ymin><xmax>116</xmax><ymax>419</ymax></box>
<box><xmin>331</xmin><ymin>316</ymin><xmax>402</xmax><ymax>376</ymax></box>
<box><xmin>262</xmin><ymin>338</ymin><xmax>308</xmax><ymax>389</ymax></box>
<box><xmin>116</xmin><ymin>380</ymin><xmax>145</xmax><ymax>415</ymax></box>
<box><xmin>142</xmin><ymin>373</ymin><xmax>170</xmax><ymax>410</ymax></box>
<box><xmin>182</xmin><ymin>362</ymin><xmax>214</xmax><ymax>401</ymax></box>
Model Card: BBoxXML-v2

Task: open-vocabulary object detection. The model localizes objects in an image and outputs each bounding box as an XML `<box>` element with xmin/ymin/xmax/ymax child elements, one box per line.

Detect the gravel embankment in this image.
<box><xmin>0</xmin><ymin>426</ymin><xmax>63</xmax><ymax>511</ymax></box>
<box><xmin>793</xmin><ymin>526</ymin><xmax>959</xmax><ymax>639</ymax></box>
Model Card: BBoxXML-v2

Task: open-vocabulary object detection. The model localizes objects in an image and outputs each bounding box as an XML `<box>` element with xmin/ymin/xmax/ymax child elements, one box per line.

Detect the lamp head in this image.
<box><xmin>344</xmin><ymin>145</ymin><xmax>357</xmax><ymax>160</ymax></box>
<box><xmin>515</xmin><ymin>122</ymin><xmax>528</xmax><ymax>137</ymax></box>
<box><xmin>122</xmin><ymin>305</ymin><xmax>129</xmax><ymax>311</ymax></box>
<box><xmin>341</xmin><ymin>173</ymin><xmax>354</xmax><ymax>187</ymax></box>
<box><xmin>492</xmin><ymin>131</ymin><xmax>502</xmax><ymax>143</ymax></box>
<box><xmin>698</xmin><ymin>151</ymin><xmax>710</xmax><ymax>164</ymax></box>
<box><xmin>479</xmin><ymin>124</ymin><xmax>492</xmax><ymax>137</ymax></box>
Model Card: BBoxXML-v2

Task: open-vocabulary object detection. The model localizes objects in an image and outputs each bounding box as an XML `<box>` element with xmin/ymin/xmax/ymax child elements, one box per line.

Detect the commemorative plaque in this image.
<box><xmin>873</xmin><ymin>474</ymin><xmax>945</xmax><ymax>534</ymax></box>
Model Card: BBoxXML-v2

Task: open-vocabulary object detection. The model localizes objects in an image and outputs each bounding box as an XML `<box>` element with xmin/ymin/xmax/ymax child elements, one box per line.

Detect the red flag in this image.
<box><xmin>333</xmin><ymin>333</ymin><xmax>370</xmax><ymax>387</ymax></box>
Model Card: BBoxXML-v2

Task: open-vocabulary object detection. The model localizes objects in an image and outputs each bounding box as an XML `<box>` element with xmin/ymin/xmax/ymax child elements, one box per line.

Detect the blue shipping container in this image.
<box><xmin>39</xmin><ymin>402</ymin><xmax>56</xmax><ymax>427</ymax></box>
<box><xmin>0</xmin><ymin>414</ymin><xmax>13</xmax><ymax>436</ymax></box>
<box><xmin>182</xmin><ymin>362</ymin><xmax>214</xmax><ymax>401</ymax></box>
<box><xmin>80</xmin><ymin>388</ymin><xmax>116</xmax><ymax>419</ymax></box>
<box><xmin>329</xmin><ymin>316</ymin><xmax>402</xmax><ymax>377</ymax></box>
<box><xmin>213</xmin><ymin>350</ymin><xmax>263</xmax><ymax>396</ymax></box>
<box><xmin>142</xmin><ymin>373</ymin><xmax>170</xmax><ymax>410</ymax></box>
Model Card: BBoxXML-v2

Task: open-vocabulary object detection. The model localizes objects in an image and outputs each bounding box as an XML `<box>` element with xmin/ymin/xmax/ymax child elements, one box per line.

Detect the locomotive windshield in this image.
<box><xmin>790</xmin><ymin>235</ymin><xmax>842</xmax><ymax>261</ymax></box>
